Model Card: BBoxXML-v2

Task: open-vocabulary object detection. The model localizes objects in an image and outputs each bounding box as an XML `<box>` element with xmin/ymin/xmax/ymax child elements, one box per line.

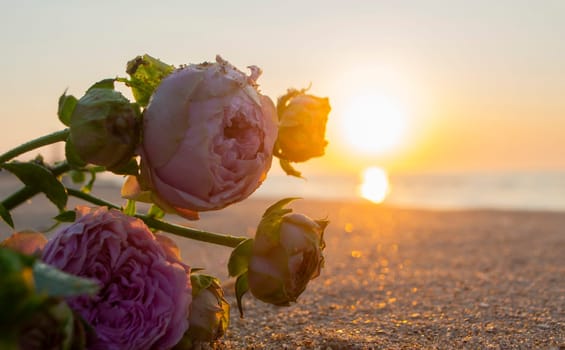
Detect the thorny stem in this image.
<box><xmin>0</xmin><ymin>129</ymin><xmax>247</xmax><ymax>248</ymax></box>
<box><xmin>66</xmin><ymin>188</ymin><xmax>246</xmax><ymax>248</ymax></box>
<box><xmin>0</xmin><ymin>129</ymin><xmax>69</xmax><ymax>164</ymax></box>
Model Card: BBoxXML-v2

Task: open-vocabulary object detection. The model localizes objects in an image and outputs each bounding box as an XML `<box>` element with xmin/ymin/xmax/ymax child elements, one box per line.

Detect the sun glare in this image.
<box><xmin>359</xmin><ymin>166</ymin><xmax>390</xmax><ymax>203</ymax></box>
<box><xmin>342</xmin><ymin>93</ymin><xmax>408</xmax><ymax>155</ymax></box>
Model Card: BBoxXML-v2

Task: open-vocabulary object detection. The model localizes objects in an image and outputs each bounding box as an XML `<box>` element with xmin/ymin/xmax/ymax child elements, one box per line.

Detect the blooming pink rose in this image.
<box><xmin>124</xmin><ymin>55</ymin><xmax>277</xmax><ymax>219</ymax></box>
<box><xmin>41</xmin><ymin>206</ymin><xmax>191</xmax><ymax>350</ymax></box>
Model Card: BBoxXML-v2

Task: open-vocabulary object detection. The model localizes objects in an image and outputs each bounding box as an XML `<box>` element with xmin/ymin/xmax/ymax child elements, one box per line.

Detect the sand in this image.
<box><xmin>1</xmin><ymin>179</ymin><xmax>564</xmax><ymax>349</ymax></box>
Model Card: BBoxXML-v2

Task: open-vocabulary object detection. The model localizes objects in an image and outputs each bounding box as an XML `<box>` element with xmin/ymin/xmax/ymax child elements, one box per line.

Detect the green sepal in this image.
<box><xmin>276</xmin><ymin>87</ymin><xmax>308</xmax><ymax>121</ymax></box>
<box><xmin>227</xmin><ymin>238</ymin><xmax>254</xmax><ymax>278</ymax></box>
<box><xmin>2</xmin><ymin>161</ymin><xmax>68</xmax><ymax>211</ymax></box>
<box><xmin>58</xmin><ymin>91</ymin><xmax>78</xmax><ymax>127</ymax></box>
<box><xmin>256</xmin><ymin>198</ymin><xmax>299</xmax><ymax>244</ymax></box>
<box><xmin>110</xmin><ymin>158</ymin><xmax>139</xmax><ymax>176</ymax></box>
<box><xmin>53</xmin><ymin>210</ymin><xmax>76</xmax><ymax>223</ymax></box>
<box><xmin>124</xmin><ymin>54</ymin><xmax>175</xmax><ymax>107</ymax></box>
<box><xmin>262</xmin><ymin>198</ymin><xmax>299</xmax><ymax>219</ymax></box>
<box><xmin>147</xmin><ymin>204</ymin><xmax>165</xmax><ymax>220</ymax></box>
<box><xmin>190</xmin><ymin>273</ymin><xmax>217</xmax><ymax>296</ymax></box>
<box><xmin>123</xmin><ymin>199</ymin><xmax>136</xmax><ymax>216</ymax></box>
<box><xmin>65</xmin><ymin>137</ymin><xmax>87</xmax><ymax>169</ymax></box>
<box><xmin>0</xmin><ymin>203</ymin><xmax>14</xmax><ymax>228</ymax></box>
<box><xmin>82</xmin><ymin>169</ymin><xmax>98</xmax><ymax>193</ymax></box>
<box><xmin>86</xmin><ymin>78</ymin><xmax>115</xmax><ymax>92</ymax></box>
<box><xmin>235</xmin><ymin>272</ymin><xmax>249</xmax><ymax>318</ymax></box>
<box><xmin>33</xmin><ymin>261</ymin><xmax>99</xmax><ymax>298</ymax></box>
<box><xmin>279</xmin><ymin>158</ymin><xmax>303</xmax><ymax>178</ymax></box>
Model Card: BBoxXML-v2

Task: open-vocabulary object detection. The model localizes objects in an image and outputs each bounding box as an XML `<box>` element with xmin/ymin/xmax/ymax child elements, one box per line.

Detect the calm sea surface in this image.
<box><xmin>2</xmin><ymin>171</ymin><xmax>564</xmax><ymax>212</ymax></box>
<box><xmin>252</xmin><ymin>171</ymin><xmax>565</xmax><ymax>212</ymax></box>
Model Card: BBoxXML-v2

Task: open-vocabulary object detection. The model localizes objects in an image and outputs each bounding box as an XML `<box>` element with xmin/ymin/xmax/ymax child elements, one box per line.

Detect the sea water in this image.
<box><xmin>252</xmin><ymin>171</ymin><xmax>565</xmax><ymax>212</ymax></box>
<box><xmin>4</xmin><ymin>171</ymin><xmax>563</xmax><ymax>212</ymax></box>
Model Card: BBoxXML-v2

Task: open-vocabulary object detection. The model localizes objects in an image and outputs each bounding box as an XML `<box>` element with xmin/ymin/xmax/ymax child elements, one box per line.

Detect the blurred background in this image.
<box><xmin>1</xmin><ymin>0</ymin><xmax>564</xmax><ymax>211</ymax></box>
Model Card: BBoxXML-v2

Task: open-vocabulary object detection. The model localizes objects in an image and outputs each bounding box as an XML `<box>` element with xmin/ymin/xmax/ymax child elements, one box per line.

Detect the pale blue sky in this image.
<box><xmin>1</xmin><ymin>0</ymin><xmax>564</xmax><ymax>172</ymax></box>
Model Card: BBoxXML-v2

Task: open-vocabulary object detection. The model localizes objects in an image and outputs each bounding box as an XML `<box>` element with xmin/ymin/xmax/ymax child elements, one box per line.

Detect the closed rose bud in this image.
<box><xmin>124</xmin><ymin>55</ymin><xmax>277</xmax><ymax>219</ymax></box>
<box><xmin>0</xmin><ymin>230</ymin><xmax>47</xmax><ymax>256</ymax></box>
<box><xmin>276</xmin><ymin>88</ymin><xmax>330</xmax><ymax>163</ymax></box>
<box><xmin>248</xmin><ymin>200</ymin><xmax>328</xmax><ymax>306</ymax></box>
<box><xmin>69</xmin><ymin>88</ymin><xmax>140</xmax><ymax>171</ymax></box>
<box><xmin>173</xmin><ymin>274</ymin><xmax>229</xmax><ymax>349</ymax></box>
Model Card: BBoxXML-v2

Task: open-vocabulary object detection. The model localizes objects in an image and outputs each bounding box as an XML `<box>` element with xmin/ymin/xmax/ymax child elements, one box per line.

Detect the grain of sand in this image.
<box><xmin>1</xmin><ymin>180</ymin><xmax>564</xmax><ymax>349</ymax></box>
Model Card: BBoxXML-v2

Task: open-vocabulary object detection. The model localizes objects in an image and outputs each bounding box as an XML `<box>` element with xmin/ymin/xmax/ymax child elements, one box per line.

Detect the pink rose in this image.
<box><xmin>41</xmin><ymin>206</ymin><xmax>191</xmax><ymax>350</ymax></box>
<box><xmin>124</xmin><ymin>55</ymin><xmax>277</xmax><ymax>219</ymax></box>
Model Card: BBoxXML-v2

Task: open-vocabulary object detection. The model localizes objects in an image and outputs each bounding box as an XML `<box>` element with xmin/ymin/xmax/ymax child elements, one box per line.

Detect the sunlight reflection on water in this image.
<box><xmin>358</xmin><ymin>166</ymin><xmax>390</xmax><ymax>203</ymax></box>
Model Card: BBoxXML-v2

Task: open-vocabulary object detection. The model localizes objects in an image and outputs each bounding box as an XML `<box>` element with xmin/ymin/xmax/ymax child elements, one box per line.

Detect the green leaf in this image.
<box><xmin>33</xmin><ymin>261</ymin><xmax>99</xmax><ymax>298</ymax></box>
<box><xmin>53</xmin><ymin>210</ymin><xmax>76</xmax><ymax>223</ymax></box>
<box><xmin>0</xmin><ymin>248</ymin><xmax>44</xmax><ymax>328</ymax></box>
<box><xmin>110</xmin><ymin>158</ymin><xmax>139</xmax><ymax>176</ymax></box>
<box><xmin>228</xmin><ymin>238</ymin><xmax>254</xmax><ymax>277</ymax></box>
<box><xmin>123</xmin><ymin>199</ymin><xmax>136</xmax><ymax>216</ymax></box>
<box><xmin>279</xmin><ymin>158</ymin><xmax>303</xmax><ymax>178</ymax></box>
<box><xmin>65</xmin><ymin>137</ymin><xmax>87</xmax><ymax>169</ymax></box>
<box><xmin>86</xmin><ymin>78</ymin><xmax>115</xmax><ymax>92</ymax></box>
<box><xmin>2</xmin><ymin>162</ymin><xmax>68</xmax><ymax>211</ymax></box>
<box><xmin>0</xmin><ymin>203</ymin><xmax>14</xmax><ymax>228</ymax></box>
<box><xmin>58</xmin><ymin>92</ymin><xmax>78</xmax><ymax>127</ymax></box>
<box><xmin>235</xmin><ymin>272</ymin><xmax>249</xmax><ymax>318</ymax></box>
<box><xmin>124</xmin><ymin>54</ymin><xmax>175</xmax><ymax>107</ymax></box>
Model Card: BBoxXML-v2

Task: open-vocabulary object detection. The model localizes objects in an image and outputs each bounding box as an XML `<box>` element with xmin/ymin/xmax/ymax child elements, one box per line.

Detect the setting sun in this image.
<box><xmin>359</xmin><ymin>166</ymin><xmax>390</xmax><ymax>203</ymax></box>
<box><xmin>342</xmin><ymin>93</ymin><xmax>408</xmax><ymax>155</ymax></box>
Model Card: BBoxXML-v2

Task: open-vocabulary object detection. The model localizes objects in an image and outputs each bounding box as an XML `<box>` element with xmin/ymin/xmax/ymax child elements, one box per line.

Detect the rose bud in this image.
<box><xmin>174</xmin><ymin>274</ymin><xmax>229</xmax><ymax>349</ymax></box>
<box><xmin>0</xmin><ymin>230</ymin><xmax>47</xmax><ymax>256</ymax></box>
<box><xmin>248</xmin><ymin>200</ymin><xmax>328</xmax><ymax>306</ymax></box>
<box><xmin>123</xmin><ymin>55</ymin><xmax>277</xmax><ymax>219</ymax></box>
<box><xmin>276</xmin><ymin>88</ymin><xmax>331</xmax><ymax>163</ymax></box>
<box><xmin>69</xmin><ymin>88</ymin><xmax>140</xmax><ymax>171</ymax></box>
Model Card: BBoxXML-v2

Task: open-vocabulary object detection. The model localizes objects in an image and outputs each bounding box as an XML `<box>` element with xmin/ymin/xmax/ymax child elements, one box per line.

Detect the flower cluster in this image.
<box><xmin>0</xmin><ymin>54</ymin><xmax>330</xmax><ymax>349</ymax></box>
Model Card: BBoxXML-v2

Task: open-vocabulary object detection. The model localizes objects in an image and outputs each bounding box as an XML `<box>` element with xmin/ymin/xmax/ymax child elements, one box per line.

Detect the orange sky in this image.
<box><xmin>1</xmin><ymin>1</ymin><xmax>564</xmax><ymax>175</ymax></box>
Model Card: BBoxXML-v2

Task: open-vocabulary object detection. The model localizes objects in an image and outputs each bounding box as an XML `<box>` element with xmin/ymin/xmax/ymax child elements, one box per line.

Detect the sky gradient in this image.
<box><xmin>1</xmin><ymin>0</ymin><xmax>564</xmax><ymax>174</ymax></box>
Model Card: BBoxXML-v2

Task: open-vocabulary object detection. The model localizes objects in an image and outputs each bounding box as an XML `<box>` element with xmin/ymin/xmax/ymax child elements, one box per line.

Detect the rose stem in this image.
<box><xmin>65</xmin><ymin>188</ymin><xmax>246</xmax><ymax>248</ymax></box>
<box><xmin>0</xmin><ymin>129</ymin><xmax>69</xmax><ymax>164</ymax></box>
<box><xmin>1</xmin><ymin>162</ymin><xmax>71</xmax><ymax>210</ymax></box>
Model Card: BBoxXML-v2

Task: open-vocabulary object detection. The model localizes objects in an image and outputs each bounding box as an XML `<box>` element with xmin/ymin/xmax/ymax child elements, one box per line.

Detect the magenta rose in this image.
<box><xmin>41</xmin><ymin>206</ymin><xmax>191</xmax><ymax>350</ymax></box>
<box><xmin>123</xmin><ymin>55</ymin><xmax>277</xmax><ymax>219</ymax></box>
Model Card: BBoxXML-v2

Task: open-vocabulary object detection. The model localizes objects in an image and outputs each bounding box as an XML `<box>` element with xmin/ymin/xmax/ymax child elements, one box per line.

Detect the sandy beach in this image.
<box><xmin>1</xmin><ymin>180</ymin><xmax>564</xmax><ymax>349</ymax></box>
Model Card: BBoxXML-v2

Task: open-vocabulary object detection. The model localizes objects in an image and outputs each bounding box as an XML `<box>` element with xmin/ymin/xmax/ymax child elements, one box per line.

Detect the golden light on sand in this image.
<box><xmin>359</xmin><ymin>166</ymin><xmax>390</xmax><ymax>203</ymax></box>
<box><xmin>343</xmin><ymin>93</ymin><xmax>408</xmax><ymax>155</ymax></box>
